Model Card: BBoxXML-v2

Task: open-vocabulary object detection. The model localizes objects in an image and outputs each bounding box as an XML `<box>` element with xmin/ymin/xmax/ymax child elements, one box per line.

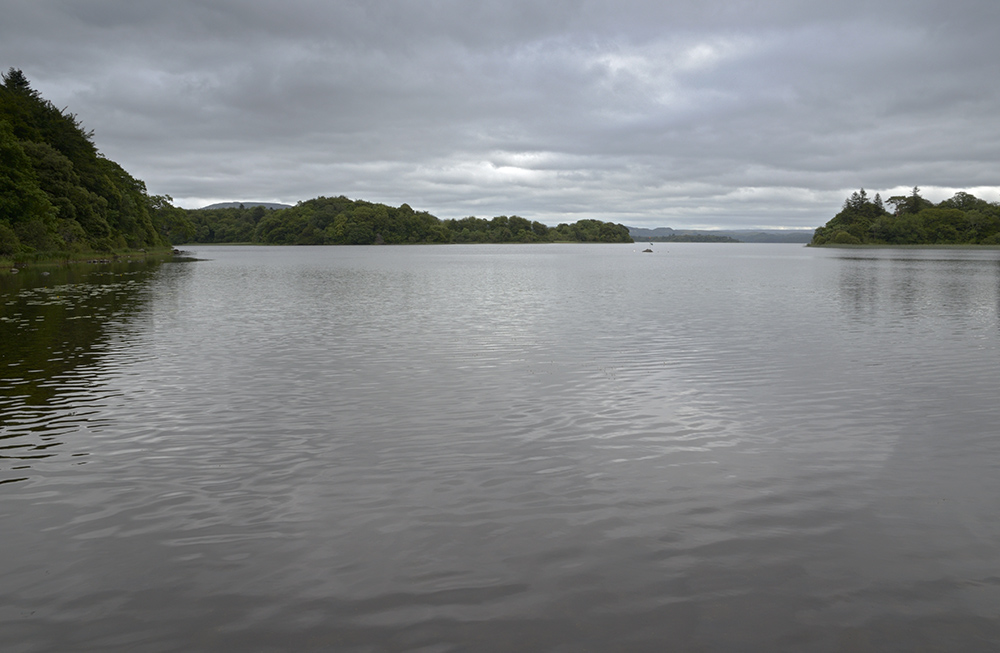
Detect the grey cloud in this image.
<box><xmin>3</xmin><ymin>0</ymin><xmax>998</xmax><ymax>228</ymax></box>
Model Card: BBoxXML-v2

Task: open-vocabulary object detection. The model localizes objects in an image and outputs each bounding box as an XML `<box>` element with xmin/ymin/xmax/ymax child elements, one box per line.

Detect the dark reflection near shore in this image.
<box><xmin>835</xmin><ymin>252</ymin><xmax>1000</xmax><ymax>327</ymax></box>
<box><xmin>0</xmin><ymin>260</ymin><xmax>172</xmax><ymax>485</ymax></box>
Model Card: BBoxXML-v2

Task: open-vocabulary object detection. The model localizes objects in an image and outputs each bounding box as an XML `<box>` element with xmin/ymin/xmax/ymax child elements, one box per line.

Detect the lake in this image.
<box><xmin>2</xmin><ymin>243</ymin><xmax>1000</xmax><ymax>652</ymax></box>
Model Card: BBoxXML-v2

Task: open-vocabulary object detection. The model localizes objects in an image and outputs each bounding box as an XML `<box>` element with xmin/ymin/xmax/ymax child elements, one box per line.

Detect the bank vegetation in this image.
<box><xmin>175</xmin><ymin>199</ymin><xmax>632</xmax><ymax>246</ymax></box>
<box><xmin>811</xmin><ymin>187</ymin><xmax>1000</xmax><ymax>246</ymax></box>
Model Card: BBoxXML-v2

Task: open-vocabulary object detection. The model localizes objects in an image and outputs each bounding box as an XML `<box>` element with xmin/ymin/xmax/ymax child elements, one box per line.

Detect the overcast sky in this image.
<box><xmin>3</xmin><ymin>1</ymin><xmax>999</xmax><ymax>229</ymax></box>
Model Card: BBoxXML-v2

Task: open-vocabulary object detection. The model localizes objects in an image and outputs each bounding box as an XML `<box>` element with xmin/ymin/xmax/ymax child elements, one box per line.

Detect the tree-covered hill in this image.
<box><xmin>168</xmin><ymin>196</ymin><xmax>633</xmax><ymax>245</ymax></box>
<box><xmin>811</xmin><ymin>187</ymin><xmax>1000</xmax><ymax>246</ymax></box>
<box><xmin>1</xmin><ymin>69</ymin><xmax>171</xmax><ymax>259</ymax></box>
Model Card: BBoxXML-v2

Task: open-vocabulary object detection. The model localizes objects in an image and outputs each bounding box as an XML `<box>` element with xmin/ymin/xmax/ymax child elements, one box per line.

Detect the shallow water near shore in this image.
<box><xmin>2</xmin><ymin>243</ymin><xmax>1000</xmax><ymax>651</ymax></box>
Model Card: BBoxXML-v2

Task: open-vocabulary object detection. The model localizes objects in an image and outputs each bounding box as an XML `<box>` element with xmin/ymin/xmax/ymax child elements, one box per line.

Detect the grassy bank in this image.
<box><xmin>1</xmin><ymin>246</ymin><xmax>177</xmax><ymax>274</ymax></box>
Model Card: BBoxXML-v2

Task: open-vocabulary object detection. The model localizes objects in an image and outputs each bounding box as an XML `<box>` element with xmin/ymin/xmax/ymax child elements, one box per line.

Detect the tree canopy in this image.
<box><xmin>1</xmin><ymin>68</ymin><xmax>168</xmax><ymax>257</ymax></box>
<box><xmin>810</xmin><ymin>187</ymin><xmax>1000</xmax><ymax>246</ymax></box>
<box><xmin>165</xmin><ymin>197</ymin><xmax>633</xmax><ymax>246</ymax></box>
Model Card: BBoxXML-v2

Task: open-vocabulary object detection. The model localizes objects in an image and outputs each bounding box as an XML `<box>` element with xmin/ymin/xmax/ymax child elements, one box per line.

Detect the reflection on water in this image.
<box><xmin>0</xmin><ymin>261</ymin><xmax>172</xmax><ymax>486</ymax></box>
<box><xmin>836</xmin><ymin>251</ymin><xmax>1000</xmax><ymax>330</ymax></box>
<box><xmin>2</xmin><ymin>244</ymin><xmax>1000</xmax><ymax>652</ymax></box>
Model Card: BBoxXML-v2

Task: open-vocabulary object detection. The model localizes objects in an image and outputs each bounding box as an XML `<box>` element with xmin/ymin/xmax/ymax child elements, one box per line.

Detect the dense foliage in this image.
<box><xmin>811</xmin><ymin>187</ymin><xmax>1000</xmax><ymax>245</ymax></box>
<box><xmin>167</xmin><ymin>196</ymin><xmax>633</xmax><ymax>245</ymax></box>
<box><xmin>0</xmin><ymin>69</ymin><xmax>171</xmax><ymax>258</ymax></box>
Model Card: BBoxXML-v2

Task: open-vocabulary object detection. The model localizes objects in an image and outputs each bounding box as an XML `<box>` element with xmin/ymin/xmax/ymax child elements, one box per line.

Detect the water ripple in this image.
<box><xmin>3</xmin><ymin>245</ymin><xmax>1000</xmax><ymax>651</ymax></box>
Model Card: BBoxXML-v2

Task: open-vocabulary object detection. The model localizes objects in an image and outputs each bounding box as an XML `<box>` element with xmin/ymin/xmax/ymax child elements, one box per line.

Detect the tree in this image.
<box><xmin>812</xmin><ymin>186</ymin><xmax>1000</xmax><ymax>245</ymax></box>
<box><xmin>149</xmin><ymin>194</ymin><xmax>195</xmax><ymax>244</ymax></box>
<box><xmin>2</xmin><ymin>68</ymin><xmax>39</xmax><ymax>99</ymax></box>
<box><xmin>1</xmin><ymin>69</ymin><xmax>167</xmax><ymax>254</ymax></box>
<box><xmin>939</xmin><ymin>191</ymin><xmax>989</xmax><ymax>212</ymax></box>
<box><xmin>0</xmin><ymin>120</ymin><xmax>55</xmax><ymax>229</ymax></box>
<box><xmin>887</xmin><ymin>186</ymin><xmax>933</xmax><ymax>216</ymax></box>
<box><xmin>0</xmin><ymin>222</ymin><xmax>19</xmax><ymax>256</ymax></box>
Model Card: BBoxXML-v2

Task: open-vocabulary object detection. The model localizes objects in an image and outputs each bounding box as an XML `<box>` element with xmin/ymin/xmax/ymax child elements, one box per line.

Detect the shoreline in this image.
<box><xmin>1</xmin><ymin>247</ymin><xmax>177</xmax><ymax>275</ymax></box>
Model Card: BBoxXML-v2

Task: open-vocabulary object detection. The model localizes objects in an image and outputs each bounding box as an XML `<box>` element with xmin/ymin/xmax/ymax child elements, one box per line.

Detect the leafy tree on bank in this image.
<box><xmin>811</xmin><ymin>187</ymin><xmax>1000</xmax><ymax>246</ymax></box>
<box><xmin>148</xmin><ymin>194</ymin><xmax>195</xmax><ymax>245</ymax></box>
<box><xmin>1</xmin><ymin>68</ymin><xmax>168</xmax><ymax>257</ymax></box>
<box><xmin>0</xmin><ymin>120</ymin><xmax>55</xmax><ymax>253</ymax></box>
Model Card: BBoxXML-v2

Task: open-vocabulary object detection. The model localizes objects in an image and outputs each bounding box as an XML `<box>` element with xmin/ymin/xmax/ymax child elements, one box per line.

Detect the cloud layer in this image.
<box><xmin>4</xmin><ymin>0</ymin><xmax>999</xmax><ymax>228</ymax></box>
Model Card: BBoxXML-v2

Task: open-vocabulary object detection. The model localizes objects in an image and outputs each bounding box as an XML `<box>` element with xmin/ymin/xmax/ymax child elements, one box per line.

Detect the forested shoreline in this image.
<box><xmin>0</xmin><ymin>69</ymin><xmax>173</xmax><ymax>261</ymax></box>
<box><xmin>171</xmin><ymin>198</ymin><xmax>633</xmax><ymax>245</ymax></box>
<box><xmin>1</xmin><ymin>68</ymin><xmax>631</xmax><ymax>262</ymax></box>
<box><xmin>811</xmin><ymin>187</ymin><xmax>1000</xmax><ymax>246</ymax></box>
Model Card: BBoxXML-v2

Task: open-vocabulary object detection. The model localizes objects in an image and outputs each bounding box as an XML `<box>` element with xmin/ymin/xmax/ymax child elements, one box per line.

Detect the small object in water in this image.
<box><xmin>10</xmin><ymin>268</ymin><xmax>18</xmax><ymax>274</ymax></box>
<box><xmin>41</xmin><ymin>271</ymin><xmax>50</xmax><ymax>276</ymax></box>
<box><xmin>642</xmin><ymin>248</ymin><xmax>653</xmax><ymax>253</ymax></box>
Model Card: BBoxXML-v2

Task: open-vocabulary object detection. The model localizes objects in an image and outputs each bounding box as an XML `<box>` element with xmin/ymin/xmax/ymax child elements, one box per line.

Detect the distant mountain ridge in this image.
<box><xmin>200</xmin><ymin>202</ymin><xmax>292</xmax><ymax>210</ymax></box>
<box><xmin>628</xmin><ymin>226</ymin><xmax>813</xmax><ymax>243</ymax></box>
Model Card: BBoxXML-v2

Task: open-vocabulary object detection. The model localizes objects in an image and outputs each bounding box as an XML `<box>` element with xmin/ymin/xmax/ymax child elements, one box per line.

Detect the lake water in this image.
<box><xmin>2</xmin><ymin>243</ymin><xmax>1000</xmax><ymax>652</ymax></box>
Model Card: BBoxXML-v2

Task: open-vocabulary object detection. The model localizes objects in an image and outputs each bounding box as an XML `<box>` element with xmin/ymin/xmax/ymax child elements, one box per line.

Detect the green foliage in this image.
<box><xmin>0</xmin><ymin>119</ymin><xmax>55</xmax><ymax>230</ymax></box>
<box><xmin>147</xmin><ymin>194</ymin><xmax>195</xmax><ymax>244</ymax></box>
<box><xmin>174</xmin><ymin>203</ymin><xmax>271</xmax><ymax>243</ymax></box>
<box><xmin>178</xmin><ymin>196</ymin><xmax>633</xmax><ymax>245</ymax></box>
<box><xmin>0</xmin><ymin>221</ymin><xmax>21</xmax><ymax>256</ymax></box>
<box><xmin>885</xmin><ymin>187</ymin><xmax>934</xmax><ymax>216</ymax></box>
<box><xmin>444</xmin><ymin>214</ymin><xmax>550</xmax><ymax>243</ymax></box>
<box><xmin>1</xmin><ymin>69</ymin><xmax>168</xmax><ymax>257</ymax></box>
<box><xmin>551</xmin><ymin>219</ymin><xmax>633</xmax><ymax>243</ymax></box>
<box><xmin>811</xmin><ymin>188</ymin><xmax>1000</xmax><ymax>246</ymax></box>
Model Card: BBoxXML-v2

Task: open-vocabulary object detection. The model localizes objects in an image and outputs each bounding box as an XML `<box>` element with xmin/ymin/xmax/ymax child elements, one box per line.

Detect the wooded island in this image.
<box><xmin>811</xmin><ymin>187</ymin><xmax>1000</xmax><ymax>246</ymax></box>
<box><xmin>174</xmin><ymin>199</ymin><xmax>632</xmax><ymax>245</ymax></box>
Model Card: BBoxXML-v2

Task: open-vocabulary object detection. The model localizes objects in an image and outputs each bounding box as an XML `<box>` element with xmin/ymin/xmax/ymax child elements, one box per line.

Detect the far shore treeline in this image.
<box><xmin>0</xmin><ymin>68</ymin><xmax>630</xmax><ymax>262</ymax></box>
<box><xmin>811</xmin><ymin>187</ymin><xmax>1000</xmax><ymax>246</ymax></box>
<box><xmin>173</xmin><ymin>199</ymin><xmax>633</xmax><ymax>245</ymax></box>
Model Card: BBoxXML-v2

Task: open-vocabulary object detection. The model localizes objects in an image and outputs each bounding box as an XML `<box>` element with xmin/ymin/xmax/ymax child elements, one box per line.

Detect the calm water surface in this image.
<box><xmin>2</xmin><ymin>244</ymin><xmax>1000</xmax><ymax>651</ymax></box>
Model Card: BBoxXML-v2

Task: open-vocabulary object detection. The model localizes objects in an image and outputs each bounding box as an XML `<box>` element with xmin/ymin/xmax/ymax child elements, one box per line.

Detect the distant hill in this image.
<box><xmin>628</xmin><ymin>227</ymin><xmax>813</xmax><ymax>243</ymax></box>
<box><xmin>721</xmin><ymin>230</ymin><xmax>813</xmax><ymax>243</ymax></box>
<box><xmin>646</xmin><ymin>233</ymin><xmax>738</xmax><ymax>243</ymax></box>
<box><xmin>200</xmin><ymin>202</ymin><xmax>292</xmax><ymax>210</ymax></box>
